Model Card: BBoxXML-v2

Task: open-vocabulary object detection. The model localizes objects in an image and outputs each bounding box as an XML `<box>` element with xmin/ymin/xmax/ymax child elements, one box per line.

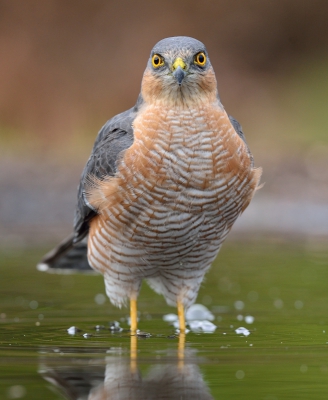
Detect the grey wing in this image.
<box><xmin>37</xmin><ymin>96</ymin><xmax>143</xmax><ymax>273</ymax></box>
<box><xmin>73</xmin><ymin>100</ymin><xmax>142</xmax><ymax>242</ymax></box>
<box><xmin>228</xmin><ymin>115</ymin><xmax>254</xmax><ymax>167</ymax></box>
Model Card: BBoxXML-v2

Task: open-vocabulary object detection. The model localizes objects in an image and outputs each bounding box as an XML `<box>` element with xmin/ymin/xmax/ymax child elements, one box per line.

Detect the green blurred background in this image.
<box><xmin>1</xmin><ymin>0</ymin><xmax>328</xmax><ymax>248</ymax></box>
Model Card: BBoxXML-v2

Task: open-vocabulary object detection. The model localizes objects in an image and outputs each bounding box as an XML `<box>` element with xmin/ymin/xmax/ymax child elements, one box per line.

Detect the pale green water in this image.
<box><xmin>1</xmin><ymin>241</ymin><xmax>328</xmax><ymax>399</ymax></box>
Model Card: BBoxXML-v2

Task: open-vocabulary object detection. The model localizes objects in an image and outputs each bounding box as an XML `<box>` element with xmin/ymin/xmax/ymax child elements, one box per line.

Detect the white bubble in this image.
<box><xmin>295</xmin><ymin>300</ymin><xmax>304</xmax><ymax>310</ymax></box>
<box><xmin>274</xmin><ymin>299</ymin><xmax>284</xmax><ymax>309</ymax></box>
<box><xmin>163</xmin><ymin>313</ymin><xmax>178</xmax><ymax>322</ymax></box>
<box><xmin>236</xmin><ymin>370</ymin><xmax>245</xmax><ymax>379</ymax></box>
<box><xmin>245</xmin><ymin>315</ymin><xmax>255</xmax><ymax>324</ymax></box>
<box><xmin>186</xmin><ymin>304</ymin><xmax>214</xmax><ymax>321</ymax></box>
<box><xmin>188</xmin><ymin>320</ymin><xmax>217</xmax><ymax>333</ymax></box>
<box><xmin>300</xmin><ymin>364</ymin><xmax>308</xmax><ymax>373</ymax></box>
<box><xmin>235</xmin><ymin>327</ymin><xmax>250</xmax><ymax>336</ymax></box>
<box><xmin>7</xmin><ymin>385</ymin><xmax>26</xmax><ymax>399</ymax></box>
<box><xmin>234</xmin><ymin>300</ymin><xmax>245</xmax><ymax>310</ymax></box>
<box><xmin>67</xmin><ymin>326</ymin><xmax>80</xmax><ymax>335</ymax></box>
<box><xmin>94</xmin><ymin>293</ymin><xmax>106</xmax><ymax>305</ymax></box>
<box><xmin>237</xmin><ymin>314</ymin><xmax>243</xmax><ymax>321</ymax></box>
<box><xmin>109</xmin><ymin>321</ymin><xmax>123</xmax><ymax>332</ymax></box>
<box><xmin>36</xmin><ymin>263</ymin><xmax>48</xmax><ymax>272</ymax></box>
<box><xmin>29</xmin><ymin>300</ymin><xmax>38</xmax><ymax>310</ymax></box>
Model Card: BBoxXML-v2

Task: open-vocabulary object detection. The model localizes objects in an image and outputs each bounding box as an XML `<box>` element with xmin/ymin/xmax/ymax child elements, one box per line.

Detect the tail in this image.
<box><xmin>37</xmin><ymin>234</ymin><xmax>96</xmax><ymax>274</ymax></box>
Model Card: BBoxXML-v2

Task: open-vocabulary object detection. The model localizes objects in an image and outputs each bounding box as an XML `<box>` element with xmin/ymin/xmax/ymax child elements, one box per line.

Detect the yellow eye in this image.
<box><xmin>194</xmin><ymin>52</ymin><xmax>206</xmax><ymax>66</ymax></box>
<box><xmin>152</xmin><ymin>54</ymin><xmax>165</xmax><ymax>68</ymax></box>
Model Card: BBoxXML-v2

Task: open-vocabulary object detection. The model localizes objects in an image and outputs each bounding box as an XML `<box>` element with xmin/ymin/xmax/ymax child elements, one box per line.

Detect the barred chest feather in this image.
<box><xmin>88</xmin><ymin>101</ymin><xmax>260</xmax><ymax>278</ymax></box>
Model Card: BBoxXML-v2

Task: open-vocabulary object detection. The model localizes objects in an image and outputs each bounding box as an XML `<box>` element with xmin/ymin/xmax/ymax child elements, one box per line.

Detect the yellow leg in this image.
<box><xmin>177</xmin><ymin>300</ymin><xmax>186</xmax><ymax>332</ymax></box>
<box><xmin>130</xmin><ymin>298</ymin><xmax>138</xmax><ymax>334</ymax></box>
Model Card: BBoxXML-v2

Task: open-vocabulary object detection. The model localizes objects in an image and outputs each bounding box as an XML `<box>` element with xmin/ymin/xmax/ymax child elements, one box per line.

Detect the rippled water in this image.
<box><xmin>1</xmin><ymin>241</ymin><xmax>328</xmax><ymax>399</ymax></box>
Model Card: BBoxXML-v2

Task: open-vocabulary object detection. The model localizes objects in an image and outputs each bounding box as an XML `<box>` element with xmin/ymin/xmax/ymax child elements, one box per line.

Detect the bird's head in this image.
<box><xmin>141</xmin><ymin>36</ymin><xmax>218</xmax><ymax>107</ymax></box>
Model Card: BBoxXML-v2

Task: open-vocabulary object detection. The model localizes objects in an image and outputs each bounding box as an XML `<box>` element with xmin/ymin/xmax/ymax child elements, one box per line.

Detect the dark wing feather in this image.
<box><xmin>38</xmin><ymin>96</ymin><xmax>143</xmax><ymax>272</ymax></box>
<box><xmin>74</xmin><ymin>96</ymin><xmax>143</xmax><ymax>242</ymax></box>
<box><xmin>228</xmin><ymin>115</ymin><xmax>254</xmax><ymax>167</ymax></box>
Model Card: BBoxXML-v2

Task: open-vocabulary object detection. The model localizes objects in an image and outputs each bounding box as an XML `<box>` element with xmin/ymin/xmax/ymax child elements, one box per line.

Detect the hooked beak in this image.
<box><xmin>172</xmin><ymin>57</ymin><xmax>187</xmax><ymax>86</ymax></box>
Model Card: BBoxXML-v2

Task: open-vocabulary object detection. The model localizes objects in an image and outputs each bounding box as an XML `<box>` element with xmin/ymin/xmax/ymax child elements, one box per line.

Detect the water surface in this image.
<box><xmin>1</xmin><ymin>241</ymin><xmax>328</xmax><ymax>399</ymax></box>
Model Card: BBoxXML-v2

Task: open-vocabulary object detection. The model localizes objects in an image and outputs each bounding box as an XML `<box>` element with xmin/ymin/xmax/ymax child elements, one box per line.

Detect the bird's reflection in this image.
<box><xmin>39</xmin><ymin>334</ymin><xmax>213</xmax><ymax>400</ymax></box>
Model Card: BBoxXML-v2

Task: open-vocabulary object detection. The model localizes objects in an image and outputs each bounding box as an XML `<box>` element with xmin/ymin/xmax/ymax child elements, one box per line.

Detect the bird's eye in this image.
<box><xmin>194</xmin><ymin>52</ymin><xmax>206</xmax><ymax>66</ymax></box>
<box><xmin>152</xmin><ymin>54</ymin><xmax>165</xmax><ymax>68</ymax></box>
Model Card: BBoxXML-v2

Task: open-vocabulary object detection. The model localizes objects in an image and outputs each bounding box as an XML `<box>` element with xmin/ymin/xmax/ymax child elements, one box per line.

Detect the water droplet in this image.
<box><xmin>189</xmin><ymin>320</ymin><xmax>217</xmax><ymax>333</ymax></box>
<box><xmin>94</xmin><ymin>293</ymin><xmax>106</xmax><ymax>305</ymax></box>
<box><xmin>163</xmin><ymin>313</ymin><xmax>178</xmax><ymax>322</ymax></box>
<box><xmin>109</xmin><ymin>321</ymin><xmax>123</xmax><ymax>332</ymax></box>
<box><xmin>136</xmin><ymin>330</ymin><xmax>152</xmax><ymax>337</ymax></box>
<box><xmin>235</xmin><ymin>327</ymin><xmax>250</xmax><ymax>336</ymax></box>
<box><xmin>274</xmin><ymin>299</ymin><xmax>284</xmax><ymax>309</ymax></box>
<box><xmin>67</xmin><ymin>326</ymin><xmax>81</xmax><ymax>335</ymax></box>
<box><xmin>95</xmin><ymin>325</ymin><xmax>105</xmax><ymax>331</ymax></box>
<box><xmin>234</xmin><ymin>300</ymin><xmax>244</xmax><ymax>311</ymax></box>
<box><xmin>7</xmin><ymin>385</ymin><xmax>26</xmax><ymax>399</ymax></box>
<box><xmin>245</xmin><ymin>315</ymin><xmax>255</xmax><ymax>324</ymax></box>
<box><xmin>236</xmin><ymin>370</ymin><xmax>245</xmax><ymax>379</ymax></box>
<box><xmin>186</xmin><ymin>304</ymin><xmax>214</xmax><ymax>321</ymax></box>
<box><xmin>294</xmin><ymin>300</ymin><xmax>304</xmax><ymax>309</ymax></box>
<box><xmin>29</xmin><ymin>300</ymin><xmax>38</xmax><ymax>310</ymax></box>
<box><xmin>300</xmin><ymin>364</ymin><xmax>308</xmax><ymax>373</ymax></box>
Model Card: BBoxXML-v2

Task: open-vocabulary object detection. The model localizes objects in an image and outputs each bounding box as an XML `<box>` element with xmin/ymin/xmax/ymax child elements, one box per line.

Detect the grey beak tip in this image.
<box><xmin>173</xmin><ymin>66</ymin><xmax>186</xmax><ymax>85</ymax></box>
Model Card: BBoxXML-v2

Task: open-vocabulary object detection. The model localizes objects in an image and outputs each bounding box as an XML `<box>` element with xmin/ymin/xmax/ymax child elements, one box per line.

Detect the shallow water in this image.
<box><xmin>1</xmin><ymin>241</ymin><xmax>328</xmax><ymax>399</ymax></box>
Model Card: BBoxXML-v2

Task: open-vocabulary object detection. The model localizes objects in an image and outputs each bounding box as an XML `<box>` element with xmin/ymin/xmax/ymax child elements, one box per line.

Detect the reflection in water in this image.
<box><xmin>39</xmin><ymin>335</ymin><xmax>213</xmax><ymax>400</ymax></box>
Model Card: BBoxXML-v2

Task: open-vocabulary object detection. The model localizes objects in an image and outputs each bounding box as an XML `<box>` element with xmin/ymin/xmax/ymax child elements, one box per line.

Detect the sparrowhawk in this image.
<box><xmin>38</xmin><ymin>36</ymin><xmax>262</xmax><ymax>333</ymax></box>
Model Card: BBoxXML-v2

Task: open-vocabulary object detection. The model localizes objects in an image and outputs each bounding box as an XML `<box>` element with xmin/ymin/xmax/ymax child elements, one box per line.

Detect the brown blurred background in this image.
<box><xmin>1</xmin><ymin>0</ymin><xmax>328</xmax><ymax>248</ymax></box>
